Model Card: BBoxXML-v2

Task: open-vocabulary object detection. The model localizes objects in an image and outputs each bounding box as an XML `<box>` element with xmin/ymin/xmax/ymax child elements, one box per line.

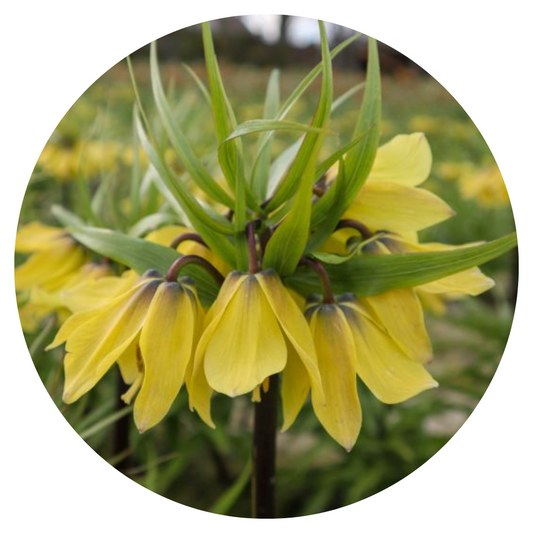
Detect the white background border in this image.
<box><xmin>2</xmin><ymin>1</ymin><xmax>531</xmax><ymax>531</ymax></box>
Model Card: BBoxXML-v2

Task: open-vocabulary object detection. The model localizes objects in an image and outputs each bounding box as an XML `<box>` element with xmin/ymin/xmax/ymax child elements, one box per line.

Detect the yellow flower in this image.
<box><xmin>305</xmin><ymin>297</ymin><xmax>437</xmax><ymax>451</ymax></box>
<box><xmin>326</xmin><ymin>133</ymin><xmax>454</xmax><ymax>252</ymax></box>
<box><xmin>15</xmin><ymin>222</ymin><xmax>96</xmax><ymax>331</ymax></box>
<box><xmin>15</xmin><ymin>222</ymin><xmax>87</xmax><ymax>292</ymax></box>
<box><xmin>47</xmin><ymin>271</ymin><xmax>203</xmax><ymax>433</ymax></box>
<box><xmin>188</xmin><ymin>270</ymin><xmax>323</xmax><ymax>428</ymax></box>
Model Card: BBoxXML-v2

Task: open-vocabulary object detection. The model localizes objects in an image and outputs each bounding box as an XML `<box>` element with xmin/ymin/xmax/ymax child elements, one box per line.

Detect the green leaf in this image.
<box><xmin>331</xmin><ymin>82</ymin><xmax>365</xmax><ymax>113</ymax></box>
<box><xmin>209</xmin><ymin>460</ymin><xmax>252</xmax><ymax>515</ymax></box>
<box><xmin>313</xmin><ymin>129</ymin><xmax>370</xmax><ymax>182</ymax></box>
<box><xmin>182</xmin><ymin>63</ymin><xmax>212</xmax><ymax>106</ymax></box>
<box><xmin>250</xmin><ymin>32</ymin><xmax>361</xmax><ymax>189</ymax></box>
<box><xmin>68</xmin><ymin>225</ymin><xmax>221</xmax><ymax>304</ymax></box>
<box><xmin>309</xmin><ymin>37</ymin><xmax>381</xmax><ymax>251</ymax></box>
<box><xmin>286</xmin><ymin>233</ymin><xmax>518</xmax><ymax>297</ymax></box>
<box><xmin>79</xmin><ymin>406</ymin><xmax>133</xmax><ymax>440</ymax></box>
<box><xmin>225</xmin><ymin>119</ymin><xmax>331</xmax><ymax>142</ymax></box>
<box><xmin>51</xmin><ymin>205</ymin><xmax>84</xmax><ymax>228</ymax></box>
<box><xmin>150</xmin><ymin>43</ymin><xmax>234</xmax><ymax>209</ymax></box>
<box><xmin>250</xmin><ymin>69</ymin><xmax>280</xmax><ymax>200</ymax></box>
<box><xmin>134</xmin><ymin>109</ymin><xmax>236</xmax><ymax>267</ymax></box>
<box><xmin>263</xmin><ymin>21</ymin><xmax>333</xmax><ymax>276</ymax></box>
<box><xmin>128</xmin><ymin>212</ymin><xmax>181</xmax><ymax>238</ymax></box>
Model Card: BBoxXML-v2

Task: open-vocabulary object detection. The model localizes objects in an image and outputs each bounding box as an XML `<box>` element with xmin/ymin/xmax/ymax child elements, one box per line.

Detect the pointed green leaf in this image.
<box><xmin>250</xmin><ymin>32</ymin><xmax>361</xmax><ymax>187</ymax></box>
<box><xmin>67</xmin><ymin>225</ymin><xmax>221</xmax><ymax>304</ymax></box>
<box><xmin>286</xmin><ymin>233</ymin><xmax>517</xmax><ymax>297</ymax></box>
<box><xmin>150</xmin><ymin>43</ymin><xmax>234</xmax><ymax>208</ymax></box>
<box><xmin>263</xmin><ymin>21</ymin><xmax>333</xmax><ymax>276</ymax></box>
<box><xmin>134</xmin><ymin>108</ymin><xmax>236</xmax><ymax>267</ymax></box>
<box><xmin>309</xmin><ymin>37</ymin><xmax>381</xmax><ymax>251</ymax></box>
<box><xmin>250</xmin><ymin>69</ymin><xmax>280</xmax><ymax>200</ymax></box>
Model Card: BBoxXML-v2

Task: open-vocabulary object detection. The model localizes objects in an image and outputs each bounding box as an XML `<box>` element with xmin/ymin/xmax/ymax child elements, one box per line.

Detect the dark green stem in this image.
<box><xmin>252</xmin><ymin>374</ymin><xmax>278</xmax><ymax>518</ymax></box>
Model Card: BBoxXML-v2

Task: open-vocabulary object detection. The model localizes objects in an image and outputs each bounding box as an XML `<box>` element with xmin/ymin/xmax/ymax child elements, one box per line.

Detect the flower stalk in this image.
<box><xmin>252</xmin><ymin>374</ymin><xmax>278</xmax><ymax>518</ymax></box>
<box><xmin>165</xmin><ymin>254</ymin><xmax>225</xmax><ymax>285</ymax></box>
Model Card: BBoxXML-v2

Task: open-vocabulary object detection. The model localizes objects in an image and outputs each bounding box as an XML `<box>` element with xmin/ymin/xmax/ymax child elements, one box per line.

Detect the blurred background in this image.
<box><xmin>19</xmin><ymin>15</ymin><xmax>516</xmax><ymax>518</ymax></box>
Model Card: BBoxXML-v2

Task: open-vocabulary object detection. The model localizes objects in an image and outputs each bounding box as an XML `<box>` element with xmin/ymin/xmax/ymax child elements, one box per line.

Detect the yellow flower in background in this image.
<box><xmin>305</xmin><ymin>297</ymin><xmax>437</xmax><ymax>451</ymax></box>
<box><xmin>47</xmin><ymin>271</ymin><xmax>203</xmax><ymax>433</ymax></box>
<box><xmin>15</xmin><ymin>222</ymin><xmax>87</xmax><ymax>291</ymax></box>
<box><xmin>15</xmin><ymin>222</ymin><xmax>94</xmax><ymax>331</ymax></box>
<box><xmin>188</xmin><ymin>270</ymin><xmax>323</xmax><ymax>428</ymax></box>
<box><xmin>145</xmin><ymin>225</ymin><xmax>231</xmax><ymax>276</ymax></box>
<box><xmin>436</xmin><ymin>161</ymin><xmax>509</xmax><ymax>208</ymax></box>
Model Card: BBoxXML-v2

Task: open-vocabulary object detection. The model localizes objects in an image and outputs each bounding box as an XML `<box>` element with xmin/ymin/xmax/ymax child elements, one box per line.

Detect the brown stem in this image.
<box><xmin>298</xmin><ymin>257</ymin><xmax>335</xmax><ymax>304</ymax></box>
<box><xmin>252</xmin><ymin>374</ymin><xmax>278</xmax><ymax>519</ymax></box>
<box><xmin>336</xmin><ymin>219</ymin><xmax>373</xmax><ymax>240</ymax></box>
<box><xmin>247</xmin><ymin>221</ymin><xmax>259</xmax><ymax>274</ymax></box>
<box><xmin>170</xmin><ymin>232</ymin><xmax>207</xmax><ymax>250</ymax></box>
<box><xmin>165</xmin><ymin>254</ymin><xmax>224</xmax><ymax>286</ymax></box>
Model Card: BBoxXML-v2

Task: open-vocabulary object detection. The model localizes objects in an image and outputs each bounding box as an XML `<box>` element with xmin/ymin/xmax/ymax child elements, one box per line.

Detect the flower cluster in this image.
<box><xmin>16</xmin><ymin>131</ymin><xmax>497</xmax><ymax>451</ymax></box>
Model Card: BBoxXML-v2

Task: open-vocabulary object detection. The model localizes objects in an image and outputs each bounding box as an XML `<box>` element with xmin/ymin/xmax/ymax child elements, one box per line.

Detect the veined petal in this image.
<box><xmin>309</xmin><ymin>306</ymin><xmax>361</xmax><ymax>452</ymax></box>
<box><xmin>369</xmin><ymin>133</ymin><xmax>432</xmax><ymax>186</ymax></box>
<box><xmin>62</xmin><ymin>270</ymin><xmax>140</xmax><ymax>313</ymax></box>
<box><xmin>15</xmin><ymin>222</ymin><xmax>67</xmax><ymax>252</ymax></box>
<box><xmin>346</xmin><ymin>181</ymin><xmax>455</xmax><ymax>233</ymax></box>
<box><xmin>342</xmin><ymin>305</ymin><xmax>438</xmax><ymax>404</ymax></box>
<box><xmin>256</xmin><ymin>270</ymin><xmax>324</xmax><ymax>403</ymax></box>
<box><xmin>203</xmin><ymin>275</ymin><xmax>287</xmax><ymax>397</ymax></box>
<box><xmin>15</xmin><ymin>242</ymin><xmax>86</xmax><ymax>291</ymax></box>
<box><xmin>281</xmin><ymin>344</ymin><xmax>310</xmax><ymax>432</ymax></box>
<box><xmin>135</xmin><ymin>282</ymin><xmax>197</xmax><ymax>432</ymax></box>
<box><xmin>60</xmin><ymin>280</ymin><xmax>160</xmax><ymax>403</ymax></box>
<box><xmin>46</xmin><ymin>277</ymin><xmax>153</xmax><ymax>350</ymax></box>
<box><xmin>189</xmin><ymin>272</ymin><xmax>247</xmax><ymax>426</ymax></box>
<box><xmin>359</xmin><ymin>289</ymin><xmax>433</xmax><ymax>364</ymax></box>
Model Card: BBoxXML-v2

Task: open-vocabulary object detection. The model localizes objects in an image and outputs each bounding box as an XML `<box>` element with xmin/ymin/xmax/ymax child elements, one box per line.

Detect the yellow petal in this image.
<box><xmin>342</xmin><ymin>304</ymin><xmax>438</xmax><ymax>404</ymax></box>
<box><xmin>15</xmin><ymin>222</ymin><xmax>67</xmax><ymax>252</ymax></box>
<box><xmin>60</xmin><ymin>280</ymin><xmax>160</xmax><ymax>403</ymax></box>
<box><xmin>189</xmin><ymin>272</ymin><xmax>247</xmax><ymax>426</ymax></box>
<box><xmin>15</xmin><ymin>241</ymin><xmax>86</xmax><ymax>291</ymax></box>
<box><xmin>359</xmin><ymin>289</ymin><xmax>433</xmax><ymax>364</ymax></box>
<box><xmin>280</xmin><ymin>344</ymin><xmax>310</xmax><ymax>432</ymax></box>
<box><xmin>203</xmin><ymin>275</ymin><xmax>287</xmax><ymax>397</ymax></box>
<box><xmin>346</xmin><ymin>181</ymin><xmax>455</xmax><ymax>233</ymax></box>
<box><xmin>117</xmin><ymin>341</ymin><xmax>141</xmax><ymax>385</ymax></box>
<box><xmin>256</xmin><ymin>270</ymin><xmax>324</xmax><ymax>404</ymax></box>
<box><xmin>62</xmin><ymin>270</ymin><xmax>140</xmax><ymax>313</ymax></box>
<box><xmin>369</xmin><ymin>133</ymin><xmax>432</xmax><ymax>186</ymax></box>
<box><xmin>309</xmin><ymin>306</ymin><xmax>361</xmax><ymax>452</ymax></box>
<box><xmin>135</xmin><ymin>283</ymin><xmax>197</xmax><ymax>432</ymax></box>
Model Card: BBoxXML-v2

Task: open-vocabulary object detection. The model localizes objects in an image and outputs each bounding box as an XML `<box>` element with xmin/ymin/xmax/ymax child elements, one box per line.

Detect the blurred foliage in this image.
<box><xmin>20</xmin><ymin>48</ymin><xmax>516</xmax><ymax>517</ymax></box>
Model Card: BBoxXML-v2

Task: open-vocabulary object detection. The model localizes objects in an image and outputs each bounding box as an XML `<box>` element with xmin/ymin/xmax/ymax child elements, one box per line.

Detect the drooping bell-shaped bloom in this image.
<box><xmin>305</xmin><ymin>297</ymin><xmax>438</xmax><ymax>451</ymax></box>
<box><xmin>188</xmin><ymin>269</ymin><xmax>323</xmax><ymax>428</ymax></box>
<box><xmin>15</xmin><ymin>222</ymin><xmax>87</xmax><ymax>292</ymax></box>
<box><xmin>47</xmin><ymin>271</ymin><xmax>203</xmax><ymax>432</ymax></box>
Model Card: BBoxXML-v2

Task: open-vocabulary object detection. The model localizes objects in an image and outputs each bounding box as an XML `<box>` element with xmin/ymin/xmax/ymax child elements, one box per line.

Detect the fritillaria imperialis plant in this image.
<box><xmin>15</xmin><ymin>21</ymin><xmax>516</xmax><ymax>517</ymax></box>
